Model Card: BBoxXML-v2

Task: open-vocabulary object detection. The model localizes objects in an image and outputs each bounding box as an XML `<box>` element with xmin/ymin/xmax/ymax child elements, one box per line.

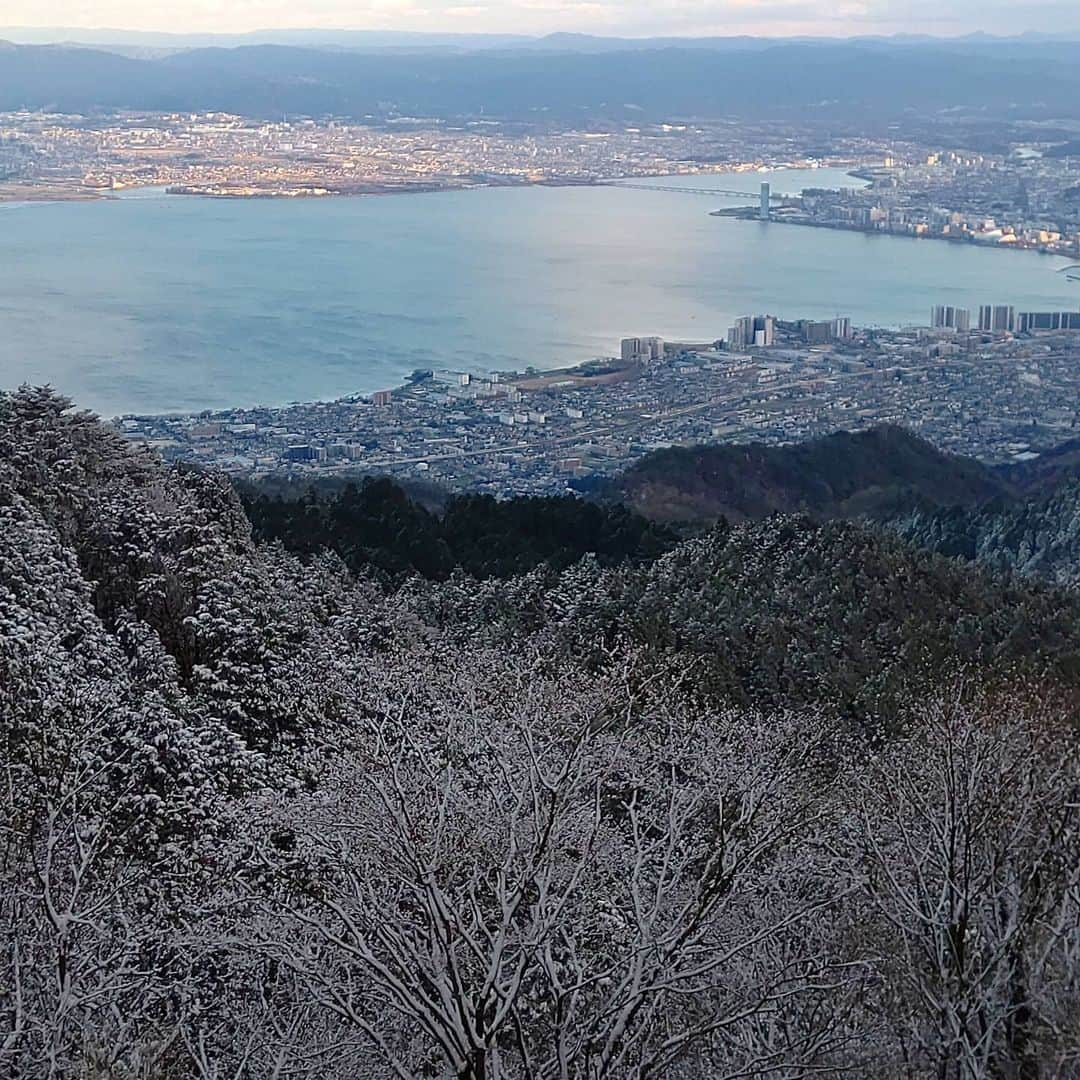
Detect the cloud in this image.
<box><xmin>444</xmin><ymin>4</ymin><xmax>492</xmax><ymax>16</ymax></box>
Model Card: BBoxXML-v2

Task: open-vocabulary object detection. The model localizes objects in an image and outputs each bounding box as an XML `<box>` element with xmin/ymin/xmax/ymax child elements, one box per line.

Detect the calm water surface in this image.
<box><xmin>0</xmin><ymin>168</ymin><xmax>1076</xmax><ymax>416</ymax></box>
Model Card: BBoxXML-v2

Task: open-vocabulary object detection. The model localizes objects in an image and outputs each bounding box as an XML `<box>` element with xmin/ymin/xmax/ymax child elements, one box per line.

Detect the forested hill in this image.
<box><xmin>2</xmin><ymin>385</ymin><xmax>1078</xmax><ymax>729</ymax></box>
<box><xmin>997</xmin><ymin>435</ymin><xmax>1080</xmax><ymax>493</ymax></box>
<box><xmin>613</xmin><ymin>425</ymin><xmax>1012</xmax><ymax>524</ymax></box>
<box><xmin>893</xmin><ymin>475</ymin><xmax>1080</xmax><ymax>588</ymax></box>
<box><xmin>242</xmin><ymin>426</ymin><xmax>1080</xmax><ymax>591</ymax></box>
<box><xmin>240</xmin><ymin>476</ymin><xmax>678</xmax><ymax>580</ymax></box>
<box><xmin>4</xmin><ymin>386</ymin><xmax>1080</xmax><ymax>1077</ymax></box>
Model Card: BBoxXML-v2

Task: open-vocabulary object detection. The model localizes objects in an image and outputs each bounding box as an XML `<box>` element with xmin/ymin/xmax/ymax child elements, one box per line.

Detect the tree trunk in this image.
<box><xmin>461</xmin><ymin>1049</ymin><xmax>487</xmax><ymax>1080</ymax></box>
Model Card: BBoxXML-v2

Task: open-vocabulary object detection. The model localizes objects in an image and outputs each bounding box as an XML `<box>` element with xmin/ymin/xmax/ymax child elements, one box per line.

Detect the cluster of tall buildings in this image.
<box><xmin>930</xmin><ymin>305</ymin><xmax>972</xmax><ymax>332</ymax></box>
<box><xmin>727</xmin><ymin>315</ymin><xmax>776</xmax><ymax>350</ymax></box>
<box><xmin>798</xmin><ymin>316</ymin><xmax>853</xmax><ymax>344</ymax></box>
<box><xmin>931</xmin><ymin>304</ymin><xmax>1080</xmax><ymax>334</ymax></box>
<box><xmin>978</xmin><ymin>305</ymin><xmax>1017</xmax><ymax>333</ymax></box>
<box><xmin>620</xmin><ymin>336</ymin><xmax>665</xmax><ymax>364</ymax></box>
<box><xmin>725</xmin><ymin>314</ymin><xmax>851</xmax><ymax>350</ymax></box>
<box><xmin>1016</xmin><ymin>310</ymin><xmax>1080</xmax><ymax>332</ymax></box>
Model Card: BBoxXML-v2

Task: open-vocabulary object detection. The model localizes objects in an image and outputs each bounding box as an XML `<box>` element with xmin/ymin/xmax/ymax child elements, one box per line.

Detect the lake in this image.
<box><xmin>1</xmin><ymin>168</ymin><xmax>1077</xmax><ymax>416</ymax></box>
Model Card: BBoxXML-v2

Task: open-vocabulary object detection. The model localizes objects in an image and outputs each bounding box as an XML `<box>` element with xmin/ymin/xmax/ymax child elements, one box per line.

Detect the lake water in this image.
<box><xmin>1</xmin><ymin>168</ymin><xmax>1077</xmax><ymax>416</ymax></box>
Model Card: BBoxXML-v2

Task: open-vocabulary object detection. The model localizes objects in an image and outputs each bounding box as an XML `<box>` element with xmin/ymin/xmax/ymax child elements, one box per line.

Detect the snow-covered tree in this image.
<box><xmin>243</xmin><ymin>650</ymin><xmax>860</xmax><ymax>1079</ymax></box>
<box><xmin>852</xmin><ymin>686</ymin><xmax>1080</xmax><ymax>1078</ymax></box>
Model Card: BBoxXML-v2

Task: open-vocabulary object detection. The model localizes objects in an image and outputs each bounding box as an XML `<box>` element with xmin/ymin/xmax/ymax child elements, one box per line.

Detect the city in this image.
<box><xmin>5</xmin><ymin>109</ymin><xmax>1080</xmax><ymax>269</ymax></box>
<box><xmin>0</xmin><ymin>110</ymin><xmax>865</xmax><ymax>201</ymax></box>
<box><xmin>733</xmin><ymin>151</ymin><xmax>1080</xmax><ymax>259</ymax></box>
<box><xmin>117</xmin><ymin>304</ymin><xmax>1080</xmax><ymax>494</ymax></box>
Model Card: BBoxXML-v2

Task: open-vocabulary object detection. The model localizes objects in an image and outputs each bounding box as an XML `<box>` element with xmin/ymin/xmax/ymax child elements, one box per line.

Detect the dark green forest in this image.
<box><xmin>240</xmin><ymin>476</ymin><xmax>678</xmax><ymax>580</ymax></box>
<box><xmin>613</xmin><ymin>425</ymin><xmax>1012</xmax><ymax>523</ymax></box>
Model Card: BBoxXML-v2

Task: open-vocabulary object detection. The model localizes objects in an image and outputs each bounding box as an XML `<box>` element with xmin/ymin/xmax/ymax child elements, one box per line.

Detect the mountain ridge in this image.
<box><xmin>612</xmin><ymin>425</ymin><xmax>1016</xmax><ymax>524</ymax></box>
<box><xmin>3</xmin><ymin>27</ymin><xmax>1080</xmax><ymax>51</ymax></box>
<box><xmin>1</xmin><ymin>39</ymin><xmax>1078</xmax><ymax>120</ymax></box>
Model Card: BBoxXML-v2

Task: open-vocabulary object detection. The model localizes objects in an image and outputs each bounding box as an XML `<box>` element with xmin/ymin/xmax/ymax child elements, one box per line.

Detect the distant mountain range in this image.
<box><xmin>3</xmin><ymin>27</ymin><xmax>1080</xmax><ymax>52</ymax></box>
<box><xmin>1</xmin><ymin>37</ymin><xmax>1079</xmax><ymax>122</ymax></box>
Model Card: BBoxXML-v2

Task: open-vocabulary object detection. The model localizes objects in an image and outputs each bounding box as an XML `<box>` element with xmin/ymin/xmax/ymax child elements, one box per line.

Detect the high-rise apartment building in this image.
<box><xmin>728</xmin><ymin>314</ymin><xmax>775</xmax><ymax>349</ymax></box>
<box><xmin>727</xmin><ymin>317</ymin><xmax>752</xmax><ymax>351</ymax></box>
<box><xmin>1016</xmin><ymin>311</ymin><xmax>1080</xmax><ymax>333</ymax></box>
<box><xmin>801</xmin><ymin>320</ymin><xmax>833</xmax><ymax>345</ymax></box>
<box><xmin>620</xmin><ymin>336</ymin><xmax>665</xmax><ymax>364</ymax></box>
<box><xmin>978</xmin><ymin>305</ymin><xmax>1016</xmax><ymax>333</ymax></box>
<box><xmin>931</xmin><ymin>305</ymin><xmax>971</xmax><ymax>332</ymax></box>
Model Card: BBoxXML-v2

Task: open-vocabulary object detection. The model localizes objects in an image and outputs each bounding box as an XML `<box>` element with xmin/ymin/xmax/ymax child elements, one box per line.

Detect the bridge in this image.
<box><xmin>611</xmin><ymin>182</ymin><xmax>782</xmax><ymax>199</ymax></box>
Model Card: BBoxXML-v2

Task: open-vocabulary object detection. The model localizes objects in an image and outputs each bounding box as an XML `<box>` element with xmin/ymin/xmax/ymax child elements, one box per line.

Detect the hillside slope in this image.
<box><xmin>613</xmin><ymin>425</ymin><xmax>1011</xmax><ymax>524</ymax></box>
<box><xmin>892</xmin><ymin>475</ymin><xmax>1080</xmax><ymax>588</ymax></box>
<box><xmin>4</xmin><ymin>387</ymin><xmax>1080</xmax><ymax>1077</ymax></box>
<box><xmin>997</xmin><ymin>436</ymin><xmax>1080</xmax><ymax>494</ymax></box>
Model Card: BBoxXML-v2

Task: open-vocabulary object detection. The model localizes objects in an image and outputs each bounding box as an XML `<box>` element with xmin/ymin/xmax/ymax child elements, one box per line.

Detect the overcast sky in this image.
<box><xmin>4</xmin><ymin>0</ymin><xmax>1080</xmax><ymax>38</ymax></box>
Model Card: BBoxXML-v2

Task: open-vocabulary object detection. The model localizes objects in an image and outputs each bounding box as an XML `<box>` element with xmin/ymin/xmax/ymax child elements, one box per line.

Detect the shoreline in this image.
<box><xmin>0</xmin><ymin>160</ymin><xmax>859</xmax><ymax>207</ymax></box>
<box><xmin>99</xmin><ymin>355</ymin><xmax>619</xmax><ymax>423</ymax></box>
<box><xmin>714</xmin><ymin>208</ymin><xmax>1079</xmax><ymax>264</ymax></box>
<box><xmin>6</xmin><ymin>160</ymin><xmax>1073</xmax><ymax>422</ymax></box>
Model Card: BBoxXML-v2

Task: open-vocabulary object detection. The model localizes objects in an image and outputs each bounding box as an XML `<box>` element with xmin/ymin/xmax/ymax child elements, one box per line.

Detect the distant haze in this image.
<box><xmin>4</xmin><ymin>0</ymin><xmax>1080</xmax><ymax>40</ymax></box>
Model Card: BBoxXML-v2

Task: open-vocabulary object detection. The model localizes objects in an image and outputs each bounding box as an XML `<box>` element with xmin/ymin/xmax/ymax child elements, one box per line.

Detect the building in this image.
<box><xmin>931</xmin><ymin>305</ymin><xmax>971</xmax><ymax>332</ymax></box>
<box><xmin>324</xmin><ymin>442</ymin><xmax>366</xmax><ymax>461</ymax></box>
<box><xmin>620</xmin><ymin>336</ymin><xmax>665</xmax><ymax>364</ymax></box>
<box><xmin>760</xmin><ymin>181</ymin><xmax>771</xmax><ymax>222</ymax></box>
<box><xmin>371</xmin><ymin>389</ymin><xmax>393</xmax><ymax>406</ymax></box>
<box><xmin>832</xmin><ymin>316</ymin><xmax>853</xmax><ymax>341</ymax></box>
<box><xmin>727</xmin><ymin>314</ymin><xmax>775</xmax><ymax>350</ymax></box>
<box><xmin>727</xmin><ymin>317</ymin><xmax>754</xmax><ymax>352</ymax></box>
<box><xmin>1016</xmin><ymin>311</ymin><xmax>1080</xmax><ymax>333</ymax></box>
<box><xmin>800</xmin><ymin>320</ymin><xmax>834</xmax><ymax>345</ymax></box>
<box><xmin>978</xmin><ymin>305</ymin><xmax>1016</xmax><ymax>333</ymax></box>
<box><xmin>282</xmin><ymin>444</ymin><xmax>324</xmax><ymax>462</ymax></box>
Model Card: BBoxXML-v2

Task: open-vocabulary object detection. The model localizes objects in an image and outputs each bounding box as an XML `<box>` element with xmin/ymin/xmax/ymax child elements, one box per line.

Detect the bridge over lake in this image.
<box><xmin>612</xmin><ymin>182</ymin><xmax>775</xmax><ymax>199</ymax></box>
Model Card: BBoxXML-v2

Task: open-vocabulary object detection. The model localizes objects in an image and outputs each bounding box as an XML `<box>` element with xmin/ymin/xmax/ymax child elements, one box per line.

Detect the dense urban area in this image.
<box><xmin>0</xmin><ymin>111</ymin><xmax>865</xmax><ymax>198</ymax></box>
<box><xmin>117</xmin><ymin>309</ymin><xmax>1080</xmax><ymax>494</ymax></box>
<box><xmin>739</xmin><ymin>152</ymin><xmax>1080</xmax><ymax>258</ymax></box>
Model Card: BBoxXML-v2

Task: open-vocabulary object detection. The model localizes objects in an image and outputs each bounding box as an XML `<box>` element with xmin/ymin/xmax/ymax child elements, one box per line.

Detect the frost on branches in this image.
<box><xmin>1</xmin><ymin>389</ymin><xmax>1079</xmax><ymax>1078</ymax></box>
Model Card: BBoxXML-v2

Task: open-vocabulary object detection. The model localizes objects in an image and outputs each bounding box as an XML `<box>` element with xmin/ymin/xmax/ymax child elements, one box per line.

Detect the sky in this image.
<box><xmin>3</xmin><ymin>0</ymin><xmax>1080</xmax><ymax>39</ymax></box>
